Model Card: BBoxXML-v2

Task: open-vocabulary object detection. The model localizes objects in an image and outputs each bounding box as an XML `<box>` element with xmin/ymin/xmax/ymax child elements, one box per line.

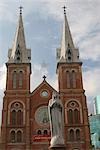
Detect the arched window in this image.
<box><xmin>69</xmin><ymin>70</ymin><xmax>76</xmax><ymax>88</ymax></box>
<box><xmin>11</xmin><ymin>110</ymin><xmax>16</xmax><ymax>125</ymax></box>
<box><xmin>70</xmin><ymin>71</ymin><xmax>73</xmax><ymax>88</ymax></box>
<box><xmin>66</xmin><ymin>101</ymin><xmax>81</xmax><ymax>124</ymax></box>
<box><xmin>10</xmin><ymin>102</ymin><xmax>24</xmax><ymax>125</ymax></box>
<box><xmin>74</xmin><ymin>109</ymin><xmax>80</xmax><ymax>123</ymax></box>
<box><xmin>13</xmin><ymin>71</ymin><xmax>17</xmax><ymax>88</ymax></box>
<box><xmin>37</xmin><ymin>130</ymin><xmax>42</xmax><ymax>135</ymax></box>
<box><xmin>19</xmin><ymin>71</ymin><xmax>23</xmax><ymax>88</ymax></box>
<box><xmin>72</xmin><ymin>70</ymin><xmax>76</xmax><ymax>88</ymax></box>
<box><xmin>17</xmin><ymin>131</ymin><xmax>22</xmax><ymax>142</ymax></box>
<box><xmin>68</xmin><ymin>49</ymin><xmax>71</xmax><ymax>55</ymax></box>
<box><xmin>17</xmin><ymin>110</ymin><xmax>23</xmax><ymax>125</ymax></box>
<box><xmin>15</xmin><ymin>44</ymin><xmax>21</xmax><ymax>63</ymax></box>
<box><xmin>67</xmin><ymin>47</ymin><xmax>72</xmax><ymax>62</ymax></box>
<box><xmin>43</xmin><ymin>130</ymin><xmax>48</xmax><ymax>135</ymax></box>
<box><xmin>68</xmin><ymin>109</ymin><xmax>73</xmax><ymax>124</ymax></box>
<box><xmin>66</xmin><ymin>71</ymin><xmax>70</xmax><ymax>88</ymax></box>
<box><xmin>69</xmin><ymin>129</ymin><xmax>74</xmax><ymax>141</ymax></box>
<box><xmin>76</xmin><ymin>129</ymin><xmax>80</xmax><ymax>141</ymax></box>
<box><xmin>10</xmin><ymin>131</ymin><xmax>16</xmax><ymax>143</ymax></box>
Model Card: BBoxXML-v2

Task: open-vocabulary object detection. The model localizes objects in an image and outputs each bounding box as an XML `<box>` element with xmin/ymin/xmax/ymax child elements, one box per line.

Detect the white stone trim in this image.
<box><xmin>8</xmin><ymin>100</ymin><xmax>25</xmax><ymax>125</ymax></box>
<box><xmin>65</xmin><ymin>99</ymin><xmax>83</xmax><ymax>124</ymax></box>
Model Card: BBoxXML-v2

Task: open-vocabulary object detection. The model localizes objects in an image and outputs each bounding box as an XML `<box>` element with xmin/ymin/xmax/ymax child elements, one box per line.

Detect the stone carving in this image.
<box><xmin>48</xmin><ymin>91</ymin><xmax>64</xmax><ymax>147</ymax></box>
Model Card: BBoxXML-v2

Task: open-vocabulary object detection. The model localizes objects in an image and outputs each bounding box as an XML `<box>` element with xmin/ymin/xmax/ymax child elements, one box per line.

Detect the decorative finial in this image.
<box><xmin>63</xmin><ymin>5</ymin><xmax>66</xmax><ymax>15</ymax></box>
<box><xmin>19</xmin><ymin>6</ymin><xmax>23</xmax><ymax>15</ymax></box>
<box><xmin>43</xmin><ymin>75</ymin><xmax>46</xmax><ymax>81</ymax></box>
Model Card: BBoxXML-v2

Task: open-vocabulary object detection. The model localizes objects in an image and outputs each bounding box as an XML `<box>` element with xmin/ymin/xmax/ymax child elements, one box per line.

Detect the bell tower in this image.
<box><xmin>1</xmin><ymin>7</ymin><xmax>31</xmax><ymax>150</ymax></box>
<box><xmin>57</xmin><ymin>6</ymin><xmax>91</xmax><ymax>150</ymax></box>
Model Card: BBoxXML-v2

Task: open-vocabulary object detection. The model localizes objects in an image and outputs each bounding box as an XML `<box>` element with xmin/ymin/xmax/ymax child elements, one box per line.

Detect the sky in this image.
<box><xmin>0</xmin><ymin>0</ymin><xmax>100</xmax><ymax>123</ymax></box>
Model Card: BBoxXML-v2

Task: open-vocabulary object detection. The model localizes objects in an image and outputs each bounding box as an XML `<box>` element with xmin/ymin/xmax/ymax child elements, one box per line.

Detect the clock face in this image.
<box><xmin>35</xmin><ymin>106</ymin><xmax>49</xmax><ymax>126</ymax></box>
<box><xmin>41</xmin><ymin>90</ymin><xmax>49</xmax><ymax>97</ymax></box>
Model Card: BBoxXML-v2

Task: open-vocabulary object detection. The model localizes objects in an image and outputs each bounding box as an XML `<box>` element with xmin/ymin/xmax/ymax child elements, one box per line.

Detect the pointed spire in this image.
<box><xmin>8</xmin><ymin>7</ymin><xmax>31</xmax><ymax>63</ymax></box>
<box><xmin>56</xmin><ymin>6</ymin><xmax>79</xmax><ymax>63</ymax></box>
<box><xmin>61</xmin><ymin>6</ymin><xmax>75</xmax><ymax>60</ymax></box>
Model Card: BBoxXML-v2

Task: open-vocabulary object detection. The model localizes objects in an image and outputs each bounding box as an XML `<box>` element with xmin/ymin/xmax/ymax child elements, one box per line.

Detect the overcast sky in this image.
<box><xmin>0</xmin><ymin>0</ymin><xmax>100</xmax><ymax>123</ymax></box>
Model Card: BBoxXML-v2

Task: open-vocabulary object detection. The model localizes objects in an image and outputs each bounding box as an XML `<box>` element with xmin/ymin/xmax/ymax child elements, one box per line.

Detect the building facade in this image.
<box><xmin>89</xmin><ymin>95</ymin><xmax>100</xmax><ymax>149</ymax></box>
<box><xmin>1</xmin><ymin>8</ymin><xmax>91</xmax><ymax>150</ymax></box>
<box><xmin>89</xmin><ymin>114</ymin><xmax>100</xmax><ymax>149</ymax></box>
<box><xmin>94</xmin><ymin>96</ymin><xmax>100</xmax><ymax>115</ymax></box>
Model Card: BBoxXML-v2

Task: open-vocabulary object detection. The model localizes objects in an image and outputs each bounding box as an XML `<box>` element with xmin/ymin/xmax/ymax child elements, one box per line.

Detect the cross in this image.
<box><xmin>43</xmin><ymin>75</ymin><xmax>46</xmax><ymax>81</ymax></box>
<box><xmin>62</xmin><ymin>5</ymin><xmax>67</xmax><ymax>15</ymax></box>
<box><xmin>19</xmin><ymin>6</ymin><xmax>23</xmax><ymax>15</ymax></box>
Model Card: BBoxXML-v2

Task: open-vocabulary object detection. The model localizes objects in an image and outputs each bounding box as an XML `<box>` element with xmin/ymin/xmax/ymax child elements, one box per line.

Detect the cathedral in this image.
<box><xmin>1</xmin><ymin>6</ymin><xmax>91</xmax><ymax>150</ymax></box>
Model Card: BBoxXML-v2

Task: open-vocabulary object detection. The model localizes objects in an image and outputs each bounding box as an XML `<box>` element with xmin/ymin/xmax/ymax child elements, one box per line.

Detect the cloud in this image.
<box><xmin>0</xmin><ymin>2</ymin><xmax>16</xmax><ymax>23</ymax></box>
<box><xmin>0</xmin><ymin>64</ymin><xmax>6</xmax><ymax>90</ymax></box>
<box><xmin>31</xmin><ymin>63</ymin><xmax>58</xmax><ymax>91</ymax></box>
<box><xmin>79</xmin><ymin>33</ymin><xmax>100</xmax><ymax>60</ymax></box>
<box><xmin>83</xmin><ymin>67</ymin><xmax>100</xmax><ymax>98</ymax></box>
<box><xmin>83</xmin><ymin>66</ymin><xmax>100</xmax><ymax>114</ymax></box>
<box><xmin>0</xmin><ymin>0</ymin><xmax>100</xmax><ymax>61</ymax></box>
<box><xmin>0</xmin><ymin>64</ymin><xmax>6</xmax><ymax>125</ymax></box>
<box><xmin>31</xmin><ymin>63</ymin><xmax>48</xmax><ymax>90</ymax></box>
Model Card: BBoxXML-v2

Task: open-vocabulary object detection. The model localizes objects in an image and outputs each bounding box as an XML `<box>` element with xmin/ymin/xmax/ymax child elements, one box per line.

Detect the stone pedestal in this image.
<box><xmin>49</xmin><ymin>145</ymin><xmax>66</xmax><ymax>150</ymax></box>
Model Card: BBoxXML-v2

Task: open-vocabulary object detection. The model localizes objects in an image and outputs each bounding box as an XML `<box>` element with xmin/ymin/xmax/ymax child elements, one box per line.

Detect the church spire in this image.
<box><xmin>56</xmin><ymin>6</ymin><xmax>80</xmax><ymax>63</ymax></box>
<box><xmin>8</xmin><ymin>7</ymin><xmax>31</xmax><ymax>63</ymax></box>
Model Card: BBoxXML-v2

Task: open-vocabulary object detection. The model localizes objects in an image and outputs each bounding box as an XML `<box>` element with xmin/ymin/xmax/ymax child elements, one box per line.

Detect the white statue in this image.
<box><xmin>48</xmin><ymin>91</ymin><xmax>64</xmax><ymax>147</ymax></box>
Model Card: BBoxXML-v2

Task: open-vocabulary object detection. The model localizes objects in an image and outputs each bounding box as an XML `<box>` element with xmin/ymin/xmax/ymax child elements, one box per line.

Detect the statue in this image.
<box><xmin>48</xmin><ymin>91</ymin><xmax>65</xmax><ymax>147</ymax></box>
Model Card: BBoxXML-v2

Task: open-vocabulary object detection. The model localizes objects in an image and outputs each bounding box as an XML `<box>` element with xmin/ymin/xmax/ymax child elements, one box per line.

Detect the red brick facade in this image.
<box><xmin>1</xmin><ymin>9</ymin><xmax>91</xmax><ymax>150</ymax></box>
<box><xmin>57</xmin><ymin>62</ymin><xmax>91</xmax><ymax>149</ymax></box>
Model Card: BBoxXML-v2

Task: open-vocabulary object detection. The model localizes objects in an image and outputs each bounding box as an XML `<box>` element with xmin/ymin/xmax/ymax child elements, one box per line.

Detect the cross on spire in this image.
<box><xmin>43</xmin><ymin>75</ymin><xmax>46</xmax><ymax>81</ymax></box>
<box><xmin>19</xmin><ymin>6</ymin><xmax>23</xmax><ymax>15</ymax></box>
<box><xmin>63</xmin><ymin>5</ymin><xmax>67</xmax><ymax>15</ymax></box>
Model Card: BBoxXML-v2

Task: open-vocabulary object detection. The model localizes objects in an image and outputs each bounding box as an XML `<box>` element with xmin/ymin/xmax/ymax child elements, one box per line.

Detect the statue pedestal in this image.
<box><xmin>49</xmin><ymin>145</ymin><xmax>66</xmax><ymax>150</ymax></box>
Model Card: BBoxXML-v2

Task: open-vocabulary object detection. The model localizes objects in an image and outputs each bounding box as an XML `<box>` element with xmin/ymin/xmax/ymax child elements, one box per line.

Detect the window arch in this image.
<box><xmin>12</xmin><ymin>70</ymin><xmax>24</xmax><ymax>89</ymax></box>
<box><xmin>37</xmin><ymin>130</ymin><xmax>42</xmax><ymax>135</ymax></box>
<box><xmin>17</xmin><ymin>109</ymin><xmax>23</xmax><ymax>125</ymax></box>
<box><xmin>67</xmin><ymin>45</ymin><xmax>72</xmax><ymax>62</ymax></box>
<box><xmin>10</xmin><ymin>102</ymin><xmax>24</xmax><ymax>125</ymax></box>
<box><xmin>66</xmin><ymin>71</ymin><xmax>70</xmax><ymax>88</ymax></box>
<box><xmin>68</xmin><ymin>49</ymin><xmax>71</xmax><ymax>55</ymax></box>
<box><xmin>43</xmin><ymin>130</ymin><xmax>48</xmax><ymax>135</ymax></box>
<box><xmin>11</xmin><ymin>110</ymin><xmax>16</xmax><ymax>125</ymax></box>
<box><xmin>76</xmin><ymin>129</ymin><xmax>80</xmax><ymax>141</ymax></box>
<box><xmin>10</xmin><ymin>130</ymin><xmax>16</xmax><ymax>143</ymax></box>
<box><xmin>66</xmin><ymin>70</ymin><xmax>76</xmax><ymax>89</ymax></box>
<box><xmin>15</xmin><ymin>44</ymin><xmax>22</xmax><ymax>63</ymax></box>
<box><xmin>12</xmin><ymin>71</ymin><xmax>17</xmax><ymax>89</ymax></box>
<box><xmin>10</xmin><ymin>130</ymin><xmax>23</xmax><ymax>143</ymax></box>
<box><xmin>69</xmin><ymin>129</ymin><xmax>74</xmax><ymax>141</ymax></box>
<box><xmin>74</xmin><ymin>109</ymin><xmax>80</xmax><ymax>123</ymax></box>
<box><xmin>72</xmin><ymin>70</ymin><xmax>76</xmax><ymax>88</ymax></box>
<box><xmin>19</xmin><ymin>71</ymin><xmax>23</xmax><ymax>88</ymax></box>
<box><xmin>68</xmin><ymin>109</ymin><xmax>73</xmax><ymax>124</ymax></box>
<box><xmin>66</xmin><ymin>100</ymin><xmax>81</xmax><ymax>124</ymax></box>
<box><xmin>17</xmin><ymin>131</ymin><xmax>22</xmax><ymax>142</ymax></box>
